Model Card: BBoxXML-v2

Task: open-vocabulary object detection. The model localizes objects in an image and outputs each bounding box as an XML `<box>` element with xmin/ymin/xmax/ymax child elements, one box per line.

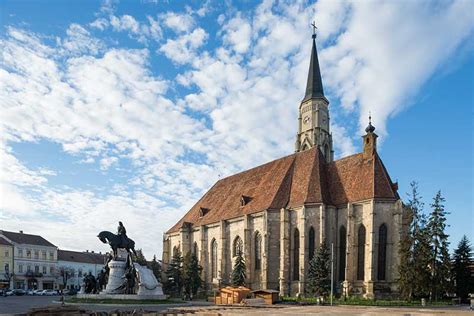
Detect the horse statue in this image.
<box><xmin>97</xmin><ymin>231</ymin><xmax>137</xmax><ymax>258</ymax></box>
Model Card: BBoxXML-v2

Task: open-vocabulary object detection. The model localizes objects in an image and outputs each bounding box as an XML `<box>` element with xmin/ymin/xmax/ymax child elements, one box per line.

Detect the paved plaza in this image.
<box><xmin>1</xmin><ymin>297</ymin><xmax>473</xmax><ymax>316</ymax></box>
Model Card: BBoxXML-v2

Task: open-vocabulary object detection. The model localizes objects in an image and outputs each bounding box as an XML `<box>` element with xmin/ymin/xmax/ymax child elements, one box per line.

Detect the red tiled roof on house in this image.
<box><xmin>167</xmin><ymin>147</ymin><xmax>399</xmax><ymax>233</ymax></box>
<box><xmin>0</xmin><ymin>230</ymin><xmax>56</xmax><ymax>247</ymax></box>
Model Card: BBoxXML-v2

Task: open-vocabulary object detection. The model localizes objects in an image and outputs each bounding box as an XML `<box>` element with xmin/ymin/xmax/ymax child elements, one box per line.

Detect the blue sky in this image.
<box><xmin>0</xmin><ymin>0</ymin><xmax>473</xmax><ymax>258</ymax></box>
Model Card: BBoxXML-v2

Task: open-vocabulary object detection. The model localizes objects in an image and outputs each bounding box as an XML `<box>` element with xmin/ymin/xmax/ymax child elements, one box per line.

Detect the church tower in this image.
<box><xmin>295</xmin><ymin>28</ymin><xmax>333</xmax><ymax>162</ymax></box>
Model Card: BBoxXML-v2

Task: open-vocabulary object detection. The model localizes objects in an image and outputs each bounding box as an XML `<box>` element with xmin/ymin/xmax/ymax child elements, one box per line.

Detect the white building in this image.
<box><xmin>0</xmin><ymin>230</ymin><xmax>58</xmax><ymax>290</ymax></box>
<box><xmin>57</xmin><ymin>249</ymin><xmax>106</xmax><ymax>290</ymax></box>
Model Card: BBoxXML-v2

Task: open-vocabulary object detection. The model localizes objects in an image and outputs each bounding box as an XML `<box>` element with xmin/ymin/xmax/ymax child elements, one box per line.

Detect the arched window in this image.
<box><xmin>254</xmin><ymin>232</ymin><xmax>262</xmax><ymax>270</ymax></box>
<box><xmin>192</xmin><ymin>242</ymin><xmax>198</xmax><ymax>257</ymax></box>
<box><xmin>233</xmin><ymin>236</ymin><xmax>243</xmax><ymax>257</ymax></box>
<box><xmin>308</xmin><ymin>227</ymin><xmax>316</xmax><ymax>261</ymax></box>
<box><xmin>293</xmin><ymin>228</ymin><xmax>300</xmax><ymax>281</ymax></box>
<box><xmin>357</xmin><ymin>225</ymin><xmax>366</xmax><ymax>280</ymax></box>
<box><xmin>338</xmin><ymin>226</ymin><xmax>347</xmax><ymax>281</ymax></box>
<box><xmin>378</xmin><ymin>224</ymin><xmax>388</xmax><ymax>280</ymax></box>
<box><xmin>211</xmin><ymin>239</ymin><xmax>218</xmax><ymax>279</ymax></box>
<box><xmin>172</xmin><ymin>246</ymin><xmax>179</xmax><ymax>257</ymax></box>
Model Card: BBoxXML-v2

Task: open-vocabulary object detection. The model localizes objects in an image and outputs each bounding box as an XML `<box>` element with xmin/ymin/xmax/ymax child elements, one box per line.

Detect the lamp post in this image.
<box><xmin>330</xmin><ymin>243</ymin><xmax>334</xmax><ymax>306</ymax></box>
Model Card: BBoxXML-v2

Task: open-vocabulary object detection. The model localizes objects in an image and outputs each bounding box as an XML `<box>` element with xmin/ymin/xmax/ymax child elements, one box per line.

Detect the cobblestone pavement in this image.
<box><xmin>0</xmin><ymin>296</ymin><xmax>57</xmax><ymax>314</ymax></box>
<box><xmin>168</xmin><ymin>304</ymin><xmax>473</xmax><ymax>316</ymax></box>
<box><xmin>1</xmin><ymin>297</ymin><xmax>472</xmax><ymax>316</ymax></box>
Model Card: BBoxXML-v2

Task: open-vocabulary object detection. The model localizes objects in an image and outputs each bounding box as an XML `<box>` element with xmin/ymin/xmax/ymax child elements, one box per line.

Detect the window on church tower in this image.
<box><xmin>211</xmin><ymin>239</ymin><xmax>218</xmax><ymax>279</ymax></box>
<box><xmin>339</xmin><ymin>226</ymin><xmax>347</xmax><ymax>281</ymax></box>
<box><xmin>378</xmin><ymin>224</ymin><xmax>388</xmax><ymax>280</ymax></box>
<box><xmin>357</xmin><ymin>224</ymin><xmax>366</xmax><ymax>280</ymax></box>
<box><xmin>254</xmin><ymin>232</ymin><xmax>262</xmax><ymax>270</ymax></box>
<box><xmin>308</xmin><ymin>227</ymin><xmax>315</xmax><ymax>261</ymax></box>
<box><xmin>233</xmin><ymin>236</ymin><xmax>243</xmax><ymax>257</ymax></box>
<box><xmin>192</xmin><ymin>242</ymin><xmax>198</xmax><ymax>257</ymax></box>
<box><xmin>293</xmin><ymin>228</ymin><xmax>300</xmax><ymax>281</ymax></box>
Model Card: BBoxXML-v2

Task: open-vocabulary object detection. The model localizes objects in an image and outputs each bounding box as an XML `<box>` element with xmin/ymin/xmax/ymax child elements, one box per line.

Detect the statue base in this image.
<box><xmin>103</xmin><ymin>260</ymin><xmax>128</xmax><ymax>294</ymax></box>
<box><xmin>77</xmin><ymin>293</ymin><xmax>167</xmax><ymax>300</ymax></box>
<box><xmin>101</xmin><ymin>259</ymin><xmax>165</xmax><ymax>298</ymax></box>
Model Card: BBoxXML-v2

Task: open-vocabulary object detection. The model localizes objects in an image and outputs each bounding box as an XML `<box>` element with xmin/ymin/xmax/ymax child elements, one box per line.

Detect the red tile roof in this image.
<box><xmin>167</xmin><ymin>147</ymin><xmax>399</xmax><ymax>233</ymax></box>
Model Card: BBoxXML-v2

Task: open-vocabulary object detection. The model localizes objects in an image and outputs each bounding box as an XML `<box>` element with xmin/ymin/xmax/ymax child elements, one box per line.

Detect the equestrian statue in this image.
<box><xmin>97</xmin><ymin>221</ymin><xmax>137</xmax><ymax>259</ymax></box>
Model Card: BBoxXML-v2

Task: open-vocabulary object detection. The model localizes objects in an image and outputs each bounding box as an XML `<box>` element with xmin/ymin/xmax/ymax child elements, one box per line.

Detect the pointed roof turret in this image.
<box><xmin>303</xmin><ymin>24</ymin><xmax>325</xmax><ymax>102</ymax></box>
<box><xmin>365</xmin><ymin>113</ymin><xmax>376</xmax><ymax>133</ymax></box>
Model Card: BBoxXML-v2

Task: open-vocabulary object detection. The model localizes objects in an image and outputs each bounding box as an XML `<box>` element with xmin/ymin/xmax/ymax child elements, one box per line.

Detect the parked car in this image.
<box><xmin>26</xmin><ymin>289</ymin><xmax>35</xmax><ymax>295</ymax></box>
<box><xmin>33</xmin><ymin>289</ymin><xmax>44</xmax><ymax>295</ymax></box>
<box><xmin>42</xmin><ymin>289</ymin><xmax>57</xmax><ymax>296</ymax></box>
<box><xmin>0</xmin><ymin>288</ymin><xmax>9</xmax><ymax>297</ymax></box>
<box><xmin>12</xmin><ymin>289</ymin><xmax>26</xmax><ymax>296</ymax></box>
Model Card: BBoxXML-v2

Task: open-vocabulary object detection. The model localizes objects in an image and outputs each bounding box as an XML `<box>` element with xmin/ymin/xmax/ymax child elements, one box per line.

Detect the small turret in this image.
<box><xmin>362</xmin><ymin>114</ymin><xmax>378</xmax><ymax>159</ymax></box>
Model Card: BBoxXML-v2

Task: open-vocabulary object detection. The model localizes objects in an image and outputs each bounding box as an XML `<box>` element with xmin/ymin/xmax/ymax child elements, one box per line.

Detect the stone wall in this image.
<box><xmin>162</xmin><ymin>198</ymin><xmax>405</xmax><ymax>298</ymax></box>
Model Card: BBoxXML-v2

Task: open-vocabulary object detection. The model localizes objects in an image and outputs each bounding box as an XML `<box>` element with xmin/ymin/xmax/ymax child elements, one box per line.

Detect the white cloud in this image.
<box><xmin>100</xmin><ymin>156</ymin><xmax>118</xmax><ymax>170</ymax></box>
<box><xmin>61</xmin><ymin>24</ymin><xmax>104</xmax><ymax>56</ymax></box>
<box><xmin>222</xmin><ymin>14</ymin><xmax>252</xmax><ymax>54</ymax></box>
<box><xmin>110</xmin><ymin>15</ymin><xmax>140</xmax><ymax>33</ymax></box>
<box><xmin>92</xmin><ymin>14</ymin><xmax>162</xmax><ymax>43</ymax></box>
<box><xmin>89</xmin><ymin>18</ymin><xmax>109</xmax><ymax>31</ymax></box>
<box><xmin>161</xmin><ymin>12</ymin><xmax>194</xmax><ymax>33</ymax></box>
<box><xmin>159</xmin><ymin>28</ymin><xmax>208</xmax><ymax>64</ymax></box>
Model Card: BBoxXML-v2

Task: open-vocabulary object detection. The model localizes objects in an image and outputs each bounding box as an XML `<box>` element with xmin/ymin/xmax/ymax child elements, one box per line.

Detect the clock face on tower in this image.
<box><xmin>303</xmin><ymin>116</ymin><xmax>311</xmax><ymax>124</ymax></box>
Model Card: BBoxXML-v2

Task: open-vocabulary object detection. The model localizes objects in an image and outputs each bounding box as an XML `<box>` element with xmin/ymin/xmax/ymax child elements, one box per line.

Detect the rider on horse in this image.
<box><xmin>117</xmin><ymin>221</ymin><xmax>128</xmax><ymax>247</ymax></box>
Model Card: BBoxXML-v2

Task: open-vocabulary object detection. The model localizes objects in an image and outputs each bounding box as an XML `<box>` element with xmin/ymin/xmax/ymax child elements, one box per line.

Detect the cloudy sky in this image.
<box><xmin>1</xmin><ymin>0</ymin><xmax>473</xmax><ymax>259</ymax></box>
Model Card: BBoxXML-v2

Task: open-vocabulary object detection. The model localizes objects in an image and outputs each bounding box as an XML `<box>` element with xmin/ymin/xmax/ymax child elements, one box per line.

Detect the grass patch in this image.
<box><xmin>280</xmin><ymin>296</ymin><xmax>453</xmax><ymax>307</ymax></box>
<box><xmin>65</xmin><ymin>297</ymin><xmax>183</xmax><ymax>305</ymax></box>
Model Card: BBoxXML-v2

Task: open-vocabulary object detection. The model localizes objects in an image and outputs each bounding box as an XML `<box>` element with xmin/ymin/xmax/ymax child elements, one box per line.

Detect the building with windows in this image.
<box><xmin>0</xmin><ymin>230</ymin><xmax>58</xmax><ymax>290</ymax></box>
<box><xmin>0</xmin><ymin>237</ymin><xmax>13</xmax><ymax>288</ymax></box>
<box><xmin>57</xmin><ymin>249</ymin><xmax>107</xmax><ymax>290</ymax></box>
<box><xmin>162</xmin><ymin>32</ymin><xmax>408</xmax><ymax>298</ymax></box>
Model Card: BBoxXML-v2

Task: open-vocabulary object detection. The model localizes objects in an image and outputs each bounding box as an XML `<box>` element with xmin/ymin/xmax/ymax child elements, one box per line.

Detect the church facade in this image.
<box><xmin>162</xmin><ymin>32</ymin><xmax>407</xmax><ymax>298</ymax></box>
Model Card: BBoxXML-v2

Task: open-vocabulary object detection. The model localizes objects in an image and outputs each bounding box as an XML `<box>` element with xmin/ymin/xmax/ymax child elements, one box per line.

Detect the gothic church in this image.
<box><xmin>162</xmin><ymin>31</ymin><xmax>406</xmax><ymax>298</ymax></box>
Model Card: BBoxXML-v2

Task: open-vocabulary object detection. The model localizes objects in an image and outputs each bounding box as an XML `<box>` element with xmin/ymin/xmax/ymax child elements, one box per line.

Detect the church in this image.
<box><xmin>162</xmin><ymin>31</ymin><xmax>407</xmax><ymax>298</ymax></box>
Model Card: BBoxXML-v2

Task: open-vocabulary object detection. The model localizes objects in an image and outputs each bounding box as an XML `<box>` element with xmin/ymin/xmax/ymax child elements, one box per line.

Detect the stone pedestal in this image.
<box><xmin>133</xmin><ymin>263</ymin><xmax>164</xmax><ymax>297</ymax></box>
<box><xmin>103</xmin><ymin>260</ymin><xmax>127</xmax><ymax>294</ymax></box>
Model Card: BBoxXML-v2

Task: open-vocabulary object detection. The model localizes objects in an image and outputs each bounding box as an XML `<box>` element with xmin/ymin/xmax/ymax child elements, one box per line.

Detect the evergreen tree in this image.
<box><xmin>182</xmin><ymin>251</ymin><xmax>203</xmax><ymax>300</ymax></box>
<box><xmin>307</xmin><ymin>240</ymin><xmax>330</xmax><ymax>297</ymax></box>
<box><xmin>149</xmin><ymin>255</ymin><xmax>162</xmax><ymax>282</ymax></box>
<box><xmin>412</xmin><ymin>214</ymin><xmax>432</xmax><ymax>298</ymax></box>
<box><xmin>427</xmin><ymin>190</ymin><xmax>451</xmax><ymax>301</ymax></box>
<box><xmin>452</xmin><ymin>235</ymin><xmax>473</xmax><ymax>301</ymax></box>
<box><xmin>231</xmin><ymin>249</ymin><xmax>246</xmax><ymax>286</ymax></box>
<box><xmin>398</xmin><ymin>181</ymin><xmax>431</xmax><ymax>299</ymax></box>
<box><xmin>165</xmin><ymin>249</ymin><xmax>183</xmax><ymax>297</ymax></box>
<box><xmin>133</xmin><ymin>248</ymin><xmax>148</xmax><ymax>266</ymax></box>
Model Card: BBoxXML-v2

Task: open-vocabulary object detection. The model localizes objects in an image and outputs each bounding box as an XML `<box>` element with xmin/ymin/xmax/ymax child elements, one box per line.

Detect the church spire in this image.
<box><xmin>295</xmin><ymin>22</ymin><xmax>333</xmax><ymax>162</ymax></box>
<box><xmin>303</xmin><ymin>22</ymin><xmax>325</xmax><ymax>102</ymax></box>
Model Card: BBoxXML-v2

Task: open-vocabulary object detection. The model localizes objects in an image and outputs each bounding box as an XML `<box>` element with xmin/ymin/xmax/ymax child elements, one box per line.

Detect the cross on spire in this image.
<box><xmin>311</xmin><ymin>21</ymin><xmax>317</xmax><ymax>39</ymax></box>
<box><xmin>366</xmin><ymin>111</ymin><xmax>376</xmax><ymax>133</ymax></box>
